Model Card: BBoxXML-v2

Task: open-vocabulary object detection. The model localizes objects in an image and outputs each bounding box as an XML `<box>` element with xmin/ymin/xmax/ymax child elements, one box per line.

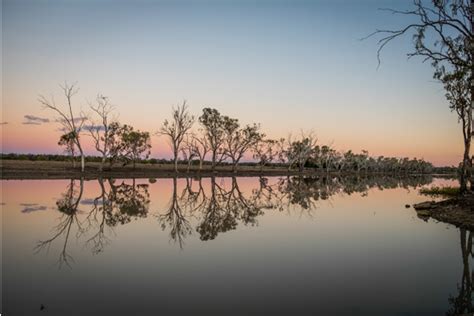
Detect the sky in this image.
<box><xmin>1</xmin><ymin>0</ymin><xmax>463</xmax><ymax>166</ymax></box>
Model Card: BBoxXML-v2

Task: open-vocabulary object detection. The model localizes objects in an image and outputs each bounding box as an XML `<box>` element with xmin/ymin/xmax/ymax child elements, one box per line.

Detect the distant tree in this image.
<box><xmin>222</xmin><ymin>118</ymin><xmax>264</xmax><ymax>172</ymax></box>
<box><xmin>159</xmin><ymin>101</ymin><xmax>195</xmax><ymax>172</ymax></box>
<box><xmin>86</xmin><ymin>94</ymin><xmax>117</xmax><ymax>171</ymax></box>
<box><xmin>39</xmin><ymin>83</ymin><xmax>87</xmax><ymax>172</ymax></box>
<box><xmin>185</xmin><ymin>133</ymin><xmax>211</xmax><ymax>171</ymax></box>
<box><xmin>253</xmin><ymin>139</ymin><xmax>282</xmax><ymax>171</ymax></box>
<box><xmin>283</xmin><ymin>131</ymin><xmax>318</xmax><ymax>172</ymax></box>
<box><xmin>199</xmin><ymin>108</ymin><xmax>227</xmax><ymax>171</ymax></box>
<box><xmin>58</xmin><ymin>131</ymin><xmax>77</xmax><ymax>167</ymax></box>
<box><xmin>106</xmin><ymin>122</ymin><xmax>126</xmax><ymax>168</ymax></box>
<box><xmin>119</xmin><ymin>125</ymin><xmax>152</xmax><ymax>169</ymax></box>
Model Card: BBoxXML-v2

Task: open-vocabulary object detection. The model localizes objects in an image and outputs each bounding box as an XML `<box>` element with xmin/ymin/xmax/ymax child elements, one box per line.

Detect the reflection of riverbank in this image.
<box><xmin>1</xmin><ymin>159</ymin><xmax>457</xmax><ymax>180</ymax></box>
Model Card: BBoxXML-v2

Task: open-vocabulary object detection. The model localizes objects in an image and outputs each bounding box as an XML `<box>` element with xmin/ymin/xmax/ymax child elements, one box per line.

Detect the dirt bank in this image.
<box><xmin>414</xmin><ymin>196</ymin><xmax>474</xmax><ymax>230</ymax></box>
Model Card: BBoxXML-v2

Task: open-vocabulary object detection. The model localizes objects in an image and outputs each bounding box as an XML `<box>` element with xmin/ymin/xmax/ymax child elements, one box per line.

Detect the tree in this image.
<box><xmin>222</xmin><ymin>118</ymin><xmax>264</xmax><ymax>172</ymax></box>
<box><xmin>198</xmin><ymin>108</ymin><xmax>227</xmax><ymax>171</ymax></box>
<box><xmin>370</xmin><ymin>0</ymin><xmax>473</xmax><ymax>193</ymax></box>
<box><xmin>39</xmin><ymin>83</ymin><xmax>87</xmax><ymax>172</ymax></box>
<box><xmin>183</xmin><ymin>133</ymin><xmax>210</xmax><ymax>171</ymax></box>
<box><xmin>159</xmin><ymin>101</ymin><xmax>195</xmax><ymax>172</ymax></box>
<box><xmin>86</xmin><ymin>94</ymin><xmax>117</xmax><ymax>171</ymax></box>
<box><xmin>283</xmin><ymin>131</ymin><xmax>318</xmax><ymax>172</ymax></box>
<box><xmin>58</xmin><ymin>131</ymin><xmax>77</xmax><ymax>167</ymax></box>
<box><xmin>120</xmin><ymin>125</ymin><xmax>152</xmax><ymax>169</ymax></box>
<box><xmin>437</xmin><ymin>67</ymin><xmax>472</xmax><ymax>191</ymax></box>
<box><xmin>253</xmin><ymin>139</ymin><xmax>282</xmax><ymax>171</ymax></box>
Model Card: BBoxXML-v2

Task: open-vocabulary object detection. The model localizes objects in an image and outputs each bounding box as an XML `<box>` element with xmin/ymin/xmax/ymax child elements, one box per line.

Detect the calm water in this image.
<box><xmin>1</xmin><ymin>175</ymin><xmax>472</xmax><ymax>316</ymax></box>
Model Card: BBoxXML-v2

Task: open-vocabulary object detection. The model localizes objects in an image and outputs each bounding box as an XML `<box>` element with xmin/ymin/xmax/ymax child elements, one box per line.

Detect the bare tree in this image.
<box><xmin>182</xmin><ymin>132</ymin><xmax>211</xmax><ymax>171</ymax></box>
<box><xmin>368</xmin><ymin>0</ymin><xmax>473</xmax><ymax>193</ymax></box>
<box><xmin>39</xmin><ymin>83</ymin><xmax>87</xmax><ymax>172</ymax></box>
<box><xmin>159</xmin><ymin>101</ymin><xmax>195</xmax><ymax>172</ymax></box>
<box><xmin>86</xmin><ymin>94</ymin><xmax>117</xmax><ymax>171</ymax></box>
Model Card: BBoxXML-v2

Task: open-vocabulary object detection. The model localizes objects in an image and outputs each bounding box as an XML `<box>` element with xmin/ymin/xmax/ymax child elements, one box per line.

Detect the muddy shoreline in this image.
<box><xmin>414</xmin><ymin>196</ymin><xmax>474</xmax><ymax>231</ymax></box>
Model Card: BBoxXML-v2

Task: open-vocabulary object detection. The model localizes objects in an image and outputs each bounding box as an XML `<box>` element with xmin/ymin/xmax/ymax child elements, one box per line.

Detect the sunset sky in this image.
<box><xmin>1</xmin><ymin>0</ymin><xmax>462</xmax><ymax>166</ymax></box>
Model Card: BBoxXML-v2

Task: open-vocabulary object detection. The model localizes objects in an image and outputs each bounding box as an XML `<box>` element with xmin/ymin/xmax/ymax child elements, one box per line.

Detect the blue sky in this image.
<box><xmin>1</xmin><ymin>0</ymin><xmax>460</xmax><ymax>165</ymax></box>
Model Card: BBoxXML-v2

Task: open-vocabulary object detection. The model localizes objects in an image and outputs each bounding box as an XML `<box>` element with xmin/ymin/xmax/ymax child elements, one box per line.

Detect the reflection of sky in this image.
<box><xmin>2</xmin><ymin>177</ymin><xmax>467</xmax><ymax>315</ymax></box>
<box><xmin>1</xmin><ymin>0</ymin><xmax>463</xmax><ymax>166</ymax></box>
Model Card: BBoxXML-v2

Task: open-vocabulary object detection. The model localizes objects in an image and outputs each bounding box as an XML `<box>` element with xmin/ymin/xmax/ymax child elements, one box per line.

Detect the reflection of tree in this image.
<box><xmin>34</xmin><ymin>175</ymin><xmax>435</xmax><ymax>259</ymax></box>
<box><xmin>83</xmin><ymin>178</ymin><xmax>150</xmax><ymax>254</ymax></box>
<box><xmin>446</xmin><ymin>228</ymin><xmax>473</xmax><ymax>316</ymax></box>
<box><xmin>195</xmin><ymin>177</ymin><xmax>266</xmax><ymax>241</ymax></box>
<box><xmin>106</xmin><ymin>179</ymin><xmax>150</xmax><ymax>226</ymax></box>
<box><xmin>156</xmin><ymin>175</ymin><xmax>434</xmax><ymax>244</ymax></box>
<box><xmin>35</xmin><ymin>178</ymin><xmax>150</xmax><ymax>266</ymax></box>
<box><xmin>35</xmin><ymin>179</ymin><xmax>84</xmax><ymax>268</ymax></box>
<box><xmin>159</xmin><ymin>177</ymin><xmax>192</xmax><ymax>249</ymax></box>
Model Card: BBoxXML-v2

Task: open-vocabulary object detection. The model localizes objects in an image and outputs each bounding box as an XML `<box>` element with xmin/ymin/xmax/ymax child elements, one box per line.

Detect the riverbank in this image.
<box><xmin>414</xmin><ymin>195</ymin><xmax>474</xmax><ymax>230</ymax></box>
<box><xmin>0</xmin><ymin>159</ymin><xmax>451</xmax><ymax>180</ymax></box>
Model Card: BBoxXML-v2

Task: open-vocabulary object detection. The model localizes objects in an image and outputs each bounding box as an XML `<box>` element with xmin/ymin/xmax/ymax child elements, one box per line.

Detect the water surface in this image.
<box><xmin>2</xmin><ymin>176</ymin><xmax>472</xmax><ymax>315</ymax></box>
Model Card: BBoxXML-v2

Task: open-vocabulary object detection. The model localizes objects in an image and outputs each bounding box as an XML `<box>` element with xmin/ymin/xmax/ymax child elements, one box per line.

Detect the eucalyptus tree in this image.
<box><xmin>253</xmin><ymin>138</ymin><xmax>282</xmax><ymax>171</ymax></box>
<box><xmin>159</xmin><ymin>101</ymin><xmax>195</xmax><ymax>172</ymax></box>
<box><xmin>39</xmin><ymin>83</ymin><xmax>87</xmax><ymax>172</ymax></box>
<box><xmin>283</xmin><ymin>131</ymin><xmax>318</xmax><ymax>172</ymax></box>
<box><xmin>222</xmin><ymin>118</ymin><xmax>264</xmax><ymax>172</ymax></box>
<box><xmin>437</xmin><ymin>67</ymin><xmax>472</xmax><ymax>191</ymax></box>
<box><xmin>370</xmin><ymin>0</ymin><xmax>473</xmax><ymax>193</ymax></box>
<box><xmin>58</xmin><ymin>131</ymin><xmax>77</xmax><ymax>167</ymax></box>
<box><xmin>86</xmin><ymin>94</ymin><xmax>117</xmax><ymax>171</ymax></box>
<box><xmin>119</xmin><ymin>125</ymin><xmax>152</xmax><ymax>169</ymax></box>
<box><xmin>198</xmin><ymin>108</ymin><xmax>227</xmax><ymax>171</ymax></box>
<box><xmin>183</xmin><ymin>133</ymin><xmax>211</xmax><ymax>171</ymax></box>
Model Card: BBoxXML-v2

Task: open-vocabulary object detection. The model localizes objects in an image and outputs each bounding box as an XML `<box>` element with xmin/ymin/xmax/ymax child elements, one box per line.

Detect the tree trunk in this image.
<box><xmin>211</xmin><ymin>151</ymin><xmax>216</xmax><ymax>172</ymax></box>
<box><xmin>461</xmin><ymin>136</ymin><xmax>471</xmax><ymax>194</ymax></box>
<box><xmin>174</xmin><ymin>148</ymin><xmax>179</xmax><ymax>173</ymax></box>
<box><xmin>470</xmin><ymin>0</ymin><xmax>474</xmax><ymax>192</ymax></box>
<box><xmin>232</xmin><ymin>158</ymin><xmax>237</xmax><ymax>173</ymax></box>
<box><xmin>80</xmin><ymin>153</ymin><xmax>85</xmax><ymax>172</ymax></box>
<box><xmin>100</xmin><ymin>154</ymin><xmax>106</xmax><ymax>172</ymax></box>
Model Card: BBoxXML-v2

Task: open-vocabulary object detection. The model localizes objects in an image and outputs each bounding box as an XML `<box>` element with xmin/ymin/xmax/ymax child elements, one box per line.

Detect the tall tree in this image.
<box><xmin>39</xmin><ymin>83</ymin><xmax>87</xmax><ymax>172</ymax></box>
<box><xmin>370</xmin><ymin>0</ymin><xmax>473</xmax><ymax>193</ymax></box>
<box><xmin>86</xmin><ymin>94</ymin><xmax>117</xmax><ymax>171</ymax></box>
<box><xmin>199</xmin><ymin>108</ymin><xmax>227</xmax><ymax>171</ymax></box>
<box><xmin>159</xmin><ymin>101</ymin><xmax>195</xmax><ymax>172</ymax></box>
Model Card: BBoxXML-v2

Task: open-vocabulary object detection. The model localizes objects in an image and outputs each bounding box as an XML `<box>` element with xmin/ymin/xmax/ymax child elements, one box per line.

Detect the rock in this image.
<box><xmin>405</xmin><ymin>204</ymin><xmax>410</xmax><ymax>208</ymax></box>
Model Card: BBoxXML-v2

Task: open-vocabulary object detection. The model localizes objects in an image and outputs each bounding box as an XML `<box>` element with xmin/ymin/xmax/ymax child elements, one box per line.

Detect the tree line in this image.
<box><xmin>35</xmin><ymin>83</ymin><xmax>435</xmax><ymax>175</ymax></box>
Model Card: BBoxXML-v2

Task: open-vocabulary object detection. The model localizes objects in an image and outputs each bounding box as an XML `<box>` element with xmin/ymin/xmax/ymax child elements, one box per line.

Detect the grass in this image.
<box><xmin>419</xmin><ymin>186</ymin><xmax>460</xmax><ymax>197</ymax></box>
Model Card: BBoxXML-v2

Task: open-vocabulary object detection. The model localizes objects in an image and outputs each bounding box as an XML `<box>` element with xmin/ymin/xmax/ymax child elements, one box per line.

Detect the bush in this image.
<box><xmin>419</xmin><ymin>186</ymin><xmax>460</xmax><ymax>197</ymax></box>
